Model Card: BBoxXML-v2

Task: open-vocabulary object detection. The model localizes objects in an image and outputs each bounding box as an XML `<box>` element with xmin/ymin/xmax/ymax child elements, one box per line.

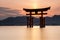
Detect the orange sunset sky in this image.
<box><xmin>0</xmin><ymin>0</ymin><xmax>60</xmax><ymax>19</ymax></box>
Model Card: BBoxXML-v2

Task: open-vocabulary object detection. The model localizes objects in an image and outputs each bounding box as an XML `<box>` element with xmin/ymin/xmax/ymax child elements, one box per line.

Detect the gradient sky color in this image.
<box><xmin>0</xmin><ymin>0</ymin><xmax>60</xmax><ymax>20</ymax></box>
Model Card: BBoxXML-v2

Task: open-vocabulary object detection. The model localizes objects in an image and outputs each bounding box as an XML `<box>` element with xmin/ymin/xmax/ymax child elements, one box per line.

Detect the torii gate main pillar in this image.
<box><xmin>23</xmin><ymin>7</ymin><xmax>50</xmax><ymax>28</ymax></box>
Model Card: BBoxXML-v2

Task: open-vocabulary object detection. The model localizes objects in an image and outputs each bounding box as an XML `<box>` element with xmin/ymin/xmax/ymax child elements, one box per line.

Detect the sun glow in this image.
<box><xmin>33</xmin><ymin>3</ymin><xmax>38</xmax><ymax>9</ymax></box>
<box><xmin>32</xmin><ymin>0</ymin><xmax>38</xmax><ymax>9</ymax></box>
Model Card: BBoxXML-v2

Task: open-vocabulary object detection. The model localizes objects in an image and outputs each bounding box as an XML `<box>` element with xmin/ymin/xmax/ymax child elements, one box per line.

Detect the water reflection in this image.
<box><xmin>26</xmin><ymin>28</ymin><xmax>41</xmax><ymax>40</ymax></box>
<box><xmin>0</xmin><ymin>26</ymin><xmax>60</xmax><ymax>40</ymax></box>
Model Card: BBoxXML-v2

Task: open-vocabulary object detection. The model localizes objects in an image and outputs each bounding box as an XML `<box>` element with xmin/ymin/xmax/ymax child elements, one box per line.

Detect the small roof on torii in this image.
<box><xmin>23</xmin><ymin>7</ymin><xmax>51</xmax><ymax>12</ymax></box>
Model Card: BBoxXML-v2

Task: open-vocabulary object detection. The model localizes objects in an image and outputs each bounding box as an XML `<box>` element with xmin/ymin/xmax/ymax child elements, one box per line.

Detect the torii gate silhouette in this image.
<box><xmin>23</xmin><ymin>7</ymin><xmax>51</xmax><ymax>28</ymax></box>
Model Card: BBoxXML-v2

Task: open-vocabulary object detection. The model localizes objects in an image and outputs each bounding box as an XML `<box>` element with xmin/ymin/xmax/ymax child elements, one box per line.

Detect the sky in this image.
<box><xmin>0</xmin><ymin>0</ymin><xmax>60</xmax><ymax>20</ymax></box>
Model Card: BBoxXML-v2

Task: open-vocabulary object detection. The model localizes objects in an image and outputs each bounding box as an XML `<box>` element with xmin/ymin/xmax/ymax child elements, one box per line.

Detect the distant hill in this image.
<box><xmin>45</xmin><ymin>15</ymin><xmax>60</xmax><ymax>25</ymax></box>
<box><xmin>0</xmin><ymin>16</ymin><xmax>27</xmax><ymax>26</ymax></box>
<box><xmin>0</xmin><ymin>15</ymin><xmax>60</xmax><ymax>26</ymax></box>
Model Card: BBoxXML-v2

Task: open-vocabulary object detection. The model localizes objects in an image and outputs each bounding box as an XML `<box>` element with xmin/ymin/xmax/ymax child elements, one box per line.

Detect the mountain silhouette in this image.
<box><xmin>0</xmin><ymin>15</ymin><xmax>60</xmax><ymax>26</ymax></box>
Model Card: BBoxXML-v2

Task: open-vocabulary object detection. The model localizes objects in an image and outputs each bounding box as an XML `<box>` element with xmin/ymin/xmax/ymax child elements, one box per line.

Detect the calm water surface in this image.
<box><xmin>0</xmin><ymin>26</ymin><xmax>60</xmax><ymax>40</ymax></box>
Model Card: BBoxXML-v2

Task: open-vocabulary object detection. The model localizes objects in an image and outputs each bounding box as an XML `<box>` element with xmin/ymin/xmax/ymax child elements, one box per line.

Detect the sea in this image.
<box><xmin>0</xmin><ymin>26</ymin><xmax>60</xmax><ymax>40</ymax></box>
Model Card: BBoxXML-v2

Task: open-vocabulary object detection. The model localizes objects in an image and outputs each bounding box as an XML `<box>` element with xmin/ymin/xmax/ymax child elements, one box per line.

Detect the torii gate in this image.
<box><xmin>23</xmin><ymin>7</ymin><xmax>50</xmax><ymax>28</ymax></box>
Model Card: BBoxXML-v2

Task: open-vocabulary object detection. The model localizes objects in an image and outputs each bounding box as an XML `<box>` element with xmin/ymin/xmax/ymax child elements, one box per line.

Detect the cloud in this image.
<box><xmin>0</xmin><ymin>7</ymin><xmax>23</xmax><ymax>20</ymax></box>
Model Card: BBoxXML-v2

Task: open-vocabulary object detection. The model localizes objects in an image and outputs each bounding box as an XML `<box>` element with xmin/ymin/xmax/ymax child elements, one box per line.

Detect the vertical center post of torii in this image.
<box><xmin>23</xmin><ymin>7</ymin><xmax>50</xmax><ymax>28</ymax></box>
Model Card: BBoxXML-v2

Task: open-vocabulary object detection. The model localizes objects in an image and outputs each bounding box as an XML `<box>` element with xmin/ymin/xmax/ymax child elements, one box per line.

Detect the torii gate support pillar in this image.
<box><xmin>40</xmin><ymin>17</ymin><xmax>45</xmax><ymax>28</ymax></box>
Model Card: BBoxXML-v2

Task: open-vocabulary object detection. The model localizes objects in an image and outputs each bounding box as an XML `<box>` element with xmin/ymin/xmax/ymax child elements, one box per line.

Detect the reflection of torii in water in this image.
<box><xmin>23</xmin><ymin>7</ymin><xmax>51</xmax><ymax>28</ymax></box>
